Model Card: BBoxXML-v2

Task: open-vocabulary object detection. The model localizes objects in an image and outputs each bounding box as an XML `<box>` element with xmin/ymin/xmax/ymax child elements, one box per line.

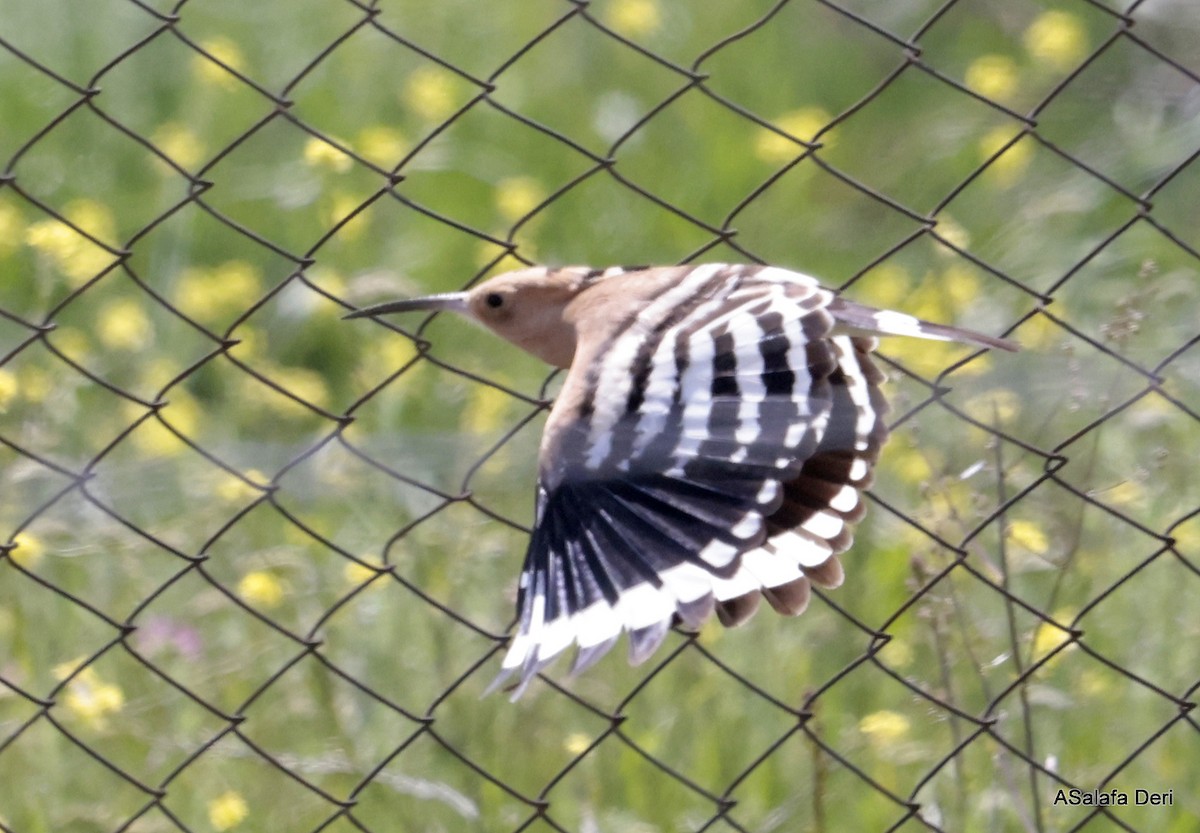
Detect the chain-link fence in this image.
<box><xmin>2</xmin><ymin>0</ymin><xmax>1198</xmax><ymax>831</ymax></box>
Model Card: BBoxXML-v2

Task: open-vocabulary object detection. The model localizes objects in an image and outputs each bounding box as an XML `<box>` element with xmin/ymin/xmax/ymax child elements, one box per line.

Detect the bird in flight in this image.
<box><xmin>347</xmin><ymin>264</ymin><xmax>1017</xmax><ymax>697</ymax></box>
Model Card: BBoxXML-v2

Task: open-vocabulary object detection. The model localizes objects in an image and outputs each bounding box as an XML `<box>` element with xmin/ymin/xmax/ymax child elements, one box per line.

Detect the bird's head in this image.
<box><xmin>346</xmin><ymin>268</ymin><xmax>592</xmax><ymax>369</ymax></box>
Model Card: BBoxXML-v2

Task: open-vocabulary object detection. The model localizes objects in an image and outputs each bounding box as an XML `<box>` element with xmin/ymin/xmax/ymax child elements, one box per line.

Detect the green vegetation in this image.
<box><xmin>1</xmin><ymin>1</ymin><xmax>1198</xmax><ymax>831</ymax></box>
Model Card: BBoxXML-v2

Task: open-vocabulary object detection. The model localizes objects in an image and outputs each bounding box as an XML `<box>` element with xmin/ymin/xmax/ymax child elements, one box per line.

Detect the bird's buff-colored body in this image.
<box><xmin>348</xmin><ymin>264</ymin><xmax>1016</xmax><ymax>697</ymax></box>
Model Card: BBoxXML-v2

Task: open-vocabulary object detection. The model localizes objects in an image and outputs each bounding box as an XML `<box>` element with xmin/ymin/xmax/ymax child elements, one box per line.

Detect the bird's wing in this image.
<box><xmin>492</xmin><ymin>265</ymin><xmax>891</xmax><ymax>696</ymax></box>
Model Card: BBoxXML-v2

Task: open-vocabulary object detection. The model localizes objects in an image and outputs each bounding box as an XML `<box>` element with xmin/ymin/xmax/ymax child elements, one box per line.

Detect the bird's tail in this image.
<box><xmin>828</xmin><ymin>297</ymin><xmax>1019</xmax><ymax>352</ymax></box>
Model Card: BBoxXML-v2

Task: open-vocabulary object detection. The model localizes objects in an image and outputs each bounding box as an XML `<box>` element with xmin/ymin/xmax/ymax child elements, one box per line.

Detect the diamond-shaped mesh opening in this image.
<box><xmin>0</xmin><ymin>49</ymin><xmax>85</xmax><ymax>163</ymax></box>
<box><xmin>372</xmin><ymin>0</ymin><xmax>568</xmax><ymax>80</ymax></box>
<box><xmin>11</xmin><ymin>488</ymin><xmax>187</xmax><ymax>619</ymax></box>
<box><xmin>172</xmin><ymin>0</ymin><xmax>367</xmax><ymax>94</ymax></box>
<box><xmin>699</xmin><ymin>0</ymin><xmax>901</xmax><ymax>117</ymax></box>
<box><xmin>2</xmin><ymin>1</ymin><xmax>1198</xmax><ymax>831</ymax></box>
<box><xmin>488</xmin><ymin>14</ymin><xmax>693</xmax><ymax>153</ymax></box>
<box><xmin>316</xmin><ymin>570</ymin><xmax>504</xmax><ymax>711</ymax></box>
<box><xmin>0</xmin><ymin>715</ymin><xmax>157</xmax><ymax>832</ymax></box>
<box><xmin>819</xmin><ymin>68</ymin><xmax>1021</xmax><ymax>213</ymax></box>
<box><xmin>13</xmin><ymin>201</ymin><xmax>125</xmax><ymax>302</ymax></box>
<box><xmin>539</xmin><ymin>731</ymin><xmax>725</xmax><ymax>828</ymax></box>
<box><xmin>1048</xmin><ymin>220</ymin><xmax>1199</xmax><ymax>370</ymax></box>
<box><xmin>730</xmin><ymin>158</ymin><xmax>930</xmax><ymax>276</ymax></box>
<box><xmin>90</xmin><ymin>31</ymin><xmax>272</xmax><ymax>159</ymax></box>
<box><xmin>1034</xmin><ymin>32</ymin><xmax>1200</xmax><ymax>194</ymax></box>
<box><xmin>195</xmin><ymin>117</ymin><xmax>387</xmax><ymax>257</ymax></box>
<box><xmin>938</xmin><ymin>130</ymin><xmax>1140</xmax><ymax>295</ymax></box>
<box><xmin>347</xmin><ymin>729</ymin><xmax>531</xmax><ymax>828</ymax></box>
<box><xmin>514</xmin><ymin>168</ymin><xmax>721</xmax><ymax>263</ymax></box>
<box><xmin>287</xmin><ymin>24</ymin><xmax>485</xmax><ymax>155</ymax></box>
<box><xmin>11</xmin><ymin>110</ymin><xmax>172</xmax><ymax>241</ymax></box>
<box><xmin>157</xmin><ymin>730</ymin><xmax>345</xmax><ymax>831</ymax></box>
<box><xmin>1</xmin><ymin>0</ymin><xmax>161</xmax><ymax>86</ymax></box>
<box><xmin>45</xmin><ymin>268</ymin><xmax>216</xmax><ymax>399</ymax></box>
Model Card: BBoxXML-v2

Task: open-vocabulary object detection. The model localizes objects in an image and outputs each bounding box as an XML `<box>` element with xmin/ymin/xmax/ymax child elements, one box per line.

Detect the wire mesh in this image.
<box><xmin>1</xmin><ymin>0</ymin><xmax>1198</xmax><ymax>831</ymax></box>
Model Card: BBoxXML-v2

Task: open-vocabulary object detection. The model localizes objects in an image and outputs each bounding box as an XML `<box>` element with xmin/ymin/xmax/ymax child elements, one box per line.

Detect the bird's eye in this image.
<box><xmin>485</xmin><ymin>292</ymin><xmax>504</xmax><ymax>309</ymax></box>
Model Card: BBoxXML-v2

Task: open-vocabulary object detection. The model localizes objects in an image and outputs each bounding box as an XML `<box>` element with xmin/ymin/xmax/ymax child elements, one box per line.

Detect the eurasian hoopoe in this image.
<box><xmin>348</xmin><ymin>264</ymin><xmax>1017</xmax><ymax>697</ymax></box>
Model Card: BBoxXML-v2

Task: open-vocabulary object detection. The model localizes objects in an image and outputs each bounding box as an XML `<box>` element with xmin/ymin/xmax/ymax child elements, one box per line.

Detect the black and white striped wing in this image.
<box><xmin>493</xmin><ymin>265</ymin><xmax>889</xmax><ymax>695</ymax></box>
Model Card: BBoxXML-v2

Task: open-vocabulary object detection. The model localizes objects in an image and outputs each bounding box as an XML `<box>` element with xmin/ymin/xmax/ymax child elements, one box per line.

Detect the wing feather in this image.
<box><xmin>493</xmin><ymin>265</ymin><xmax>895</xmax><ymax>694</ymax></box>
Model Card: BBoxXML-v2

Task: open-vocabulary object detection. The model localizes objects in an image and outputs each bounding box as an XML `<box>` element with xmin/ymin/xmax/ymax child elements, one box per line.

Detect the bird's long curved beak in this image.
<box><xmin>343</xmin><ymin>291</ymin><xmax>471</xmax><ymax>319</ymax></box>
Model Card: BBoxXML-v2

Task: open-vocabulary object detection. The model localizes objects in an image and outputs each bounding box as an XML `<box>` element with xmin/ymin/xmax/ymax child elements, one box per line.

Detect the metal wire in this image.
<box><xmin>2</xmin><ymin>0</ymin><xmax>1197</xmax><ymax>831</ymax></box>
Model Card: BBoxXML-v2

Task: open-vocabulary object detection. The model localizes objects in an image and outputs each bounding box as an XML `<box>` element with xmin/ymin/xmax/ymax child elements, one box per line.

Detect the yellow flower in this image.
<box><xmin>269</xmin><ymin>365</ymin><xmax>329</xmax><ymax>409</ymax></box>
<box><xmin>26</xmin><ymin>218</ymin><xmax>78</xmax><ymax>257</ymax></box>
<box><xmin>696</xmin><ymin>615</ymin><xmax>724</xmax><ymax>646</ymax></box>
<box><xmin>1008</xmin><ymin>520</ymin><xmax>1048</xmax><ymax>554</ymax></box>
<box><xmin>978</xmin><ymin>127</ymin><xmax>1032</xmax><ymax>187</ymax></box>
<box><xmin>216</xmin><ymin>470</ymin><xmax>268</xmax><ymax>503</ymax></box>
<box><xmin>9</xmin><ymin>532</ymin><xmax>44</xmax><ymax>569</ymax></box>
<box><xmin>1079</xmin><ymin>668</ymin><xmax>1110</xmax><ymax>697</ymax></box>
<box><xmin>1100</xmin><ymin>479</ymin><xmax>1143</xmax><ymax>506</ymax></box>
<box><xmin>861</xmin><ymin>263</ymin><xmax>912</xmax><ymax>310</ymax></box>
<box><xmin>1172</xmin><ymin>520</ymin><xmax>1200</xmax><ymax>557</ymax></box>
<box><xmin>907</xmin><ymin>278</ymin><xmax>952</xmax><ymax>320</ymax></box>
<box><xmin>194</xmin><ymin>37</ymin><xmax>247</xmax><ymax>89</ymax></box>
<box><xmin>1024</xmin><ymin>11</ymin><xmax>1088</xmax><ymax>70</ymax></box>
<box><xmin>359</xmin><ymin>332</ymin><xmax>416</xmax><ymax>380</ymax></box>
<box><xmin>228</xmin><ymin>325</ymin><xmax>263</xmax><ymax>359</ymax></box>
<box><xmin>97</xmin><ymin>297</ymin><xmax>154</xmax><ymax>351</ymax></box>
<box><xmin>933</xmin><ymin>344</ymin><xmax>987</xmax><ymax>380</ymax></box>
<box><xmin>403</xmin><ymin>66</ymin><xmax>458</xmax><ymax>122</ymax></box>
<box><xmin>54</xmin><ymin>664</ymin><xmax>125</xmax><ymax>730</ymax></box>
<box><xmin>175</xmin><ymin>260</ymin><xmax>263</xmax><ymax>321</ymax></box>
<box><xmin>53</xmin><ymin>658</ymin><xmax>83</xmax><ymax>680</ymax></box>
<box><xmin>890</xmin><ymin>445</ymin><xmax>933</xmax><ymax>485</ymax></box>
<box><xmin>25</xmin><ymin>215</ymin><xmax>115</xmax><ymax>287</ymax></box>
<box><xmin>17</xmin><ymin>365</ymin><xmax>52</xmax><ymax>404</ymax></box>
<box><xmin>942</xmin><ymin>267</ymin><xmax>982</xmax><ymax>310</ymax></box>
<box><xmin>881</xmin><ymin>638</ymin><xmax>913</xmax><ymax>668</ymax></box>
<box><xmin>327</xmin><ymin>193</ymin><xmax>368</xmax><ymax>241</ymax></box>
<box><xmin>304</xmin><ymin>266</ymin><xmax>346</xmax><ymax>297</ymax></box>
<box><xmin>965</xmin><ymin>54</ymin><xmax>1019</xmax><ymax>102</ymax></box>
<box><xmin>212</xmin><ymin>261</ymin><xmax>262</xmax><ymax>301</ymax></box>
<box><xmin>130</xmin><ymin>390</ymin><xmax>202</xmax><ymax>458</ymax></box>
<box><xmin>0</xmin><ymin>368</ymin><xmax>17</xmax><ymax>412</ymax></box>
<box><xmin>563</xmin><ymin>732</ymin><xmax>592</xmax><ymax>755</ymax></box>
<box><xmin>935</xmin><ymin>218</ymin><xmax>971</xmax><ymax>257</ymax></box>
<box><xmin>50</xmin><ymin>327</ymin><xmax>90</xmax><ymax>362</ymax></box>
<box><xmin>608</xmin><ymin>0</ymin><xmax>662</xmax><ymax>37</ymax></box>
<box><xmin>238</xmin><ymin>571</ymin><xmax>284</xmax><ymax>608</ymax></box>
<box><xmin>131</xmin><ymin>418</ymin><xmax>183</xmax><ymax>457</ymax></box>
<box><xmin>65</xmin><ymin>199</ymin><xmax>116</xmax><ymax>242</ymax></box>
<box><xmin>462</xmin><ymin>383</ymin><xmax>514</xmax><ymax>435</ymax></box>
<box><xmin>495</xmin><ymin>176</ymin><xmax>545</xmax><ymax>223</ymax></box>
<box><xmin>1020</xmin><ymin>312</ymin><xmax>1061</xmax><ymax>350</ymax></box>
<box><xmin>859</xmin><ymin>710</ymin><xmax>910</xmax><ymax>744</ymax></box>
<box><xmin>343</xmin><ymin>560</ymin><xmax>382</xmax><ymax>587</ymax></box>
<box><xmin>162</xmin><ymin>390</ymin><xmax>201</xmax><ymax>436</ymax></box>
<box><xmin>140</xmin><ymin>357</ymin><xmax>182</xmax><ymax>392</ymax></box>
<box><xmin>1032</xmin><ymin>613</ymin><xmax>1075</xmax><ymax>664</ymax></box>
<box><xmin>303</xmin><ymin>137</ymin><xmax>352</xmax><ymax>173</ymax></box>
<box><xmin>356</xmin><ymin>126</ymin><xmax>407</xmax><ymax>167</ymax></box>
<box><xmin>754</xmin><ymin>108</ymin><xmax>833</xmax><ymax>164</ymax></box>
<box><xmin>152</xmin><ymin>123</ymin><xmax>205</xmax><ymax>170</ymax></box>
<box><xmin>964</xmin><ymin>388</ymin><xmax>1022</xmax><ymax>423</ymax></box>
<box><xmin>208</xmin><ymin>791</ymin><xmax>249</xmax><ymax>831</ymax></box>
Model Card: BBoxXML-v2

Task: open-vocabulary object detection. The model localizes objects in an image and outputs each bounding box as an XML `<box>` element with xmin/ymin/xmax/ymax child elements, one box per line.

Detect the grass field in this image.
<box><xmin>1</xmin><ymin>1</ymin><xmax>1199</xmax><ymax>831</ymax></box>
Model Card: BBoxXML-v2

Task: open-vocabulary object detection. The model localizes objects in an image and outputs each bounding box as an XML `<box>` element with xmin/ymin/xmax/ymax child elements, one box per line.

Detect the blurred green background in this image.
<box><xmin>1</xmin><ymin>0</ymin><xmax>1199</xmax><ymax>831</ymax></box>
